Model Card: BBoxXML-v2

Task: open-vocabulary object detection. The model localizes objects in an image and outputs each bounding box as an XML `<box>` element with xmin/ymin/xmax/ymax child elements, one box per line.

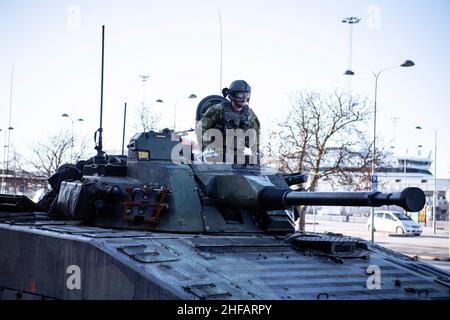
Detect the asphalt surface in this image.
<box><xmin>304</xmin><ymin>216</ymin><xmax>450</xmax><ymax>273</ymax></box>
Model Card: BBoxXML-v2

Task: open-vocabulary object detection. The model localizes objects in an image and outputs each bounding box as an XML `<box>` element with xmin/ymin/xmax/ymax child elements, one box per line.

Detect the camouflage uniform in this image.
<box><xmin>197</xmin><ymin>100</ymin><xmax>260</xmax><ymax>162</ymax></box>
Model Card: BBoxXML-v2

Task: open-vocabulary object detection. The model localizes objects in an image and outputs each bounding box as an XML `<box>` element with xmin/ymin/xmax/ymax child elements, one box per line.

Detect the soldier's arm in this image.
<box><xmin>249</xmin><ymin>111</ymin><xmax>260</xmax><ymax>139</ymax></box>
<box><xmin>198</xmin><ymin>105</ymin><xmax>223</xmax><ymax>148</ymax></box>
<box><xmin>204</xmin><ymin>104</ymin><xmax>224</xmax><ymax>128</ymax></box>
<box><xmin>249</xmin><ymin>111</ymin><xmax>261</xmax><ymax>158</ymax></box>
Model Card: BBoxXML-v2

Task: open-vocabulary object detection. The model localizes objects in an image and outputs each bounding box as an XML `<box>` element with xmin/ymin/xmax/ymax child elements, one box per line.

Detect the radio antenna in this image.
<box><xmin>218</xmin><ymin>10</ymin><xmax>223</xmax><ymax>93</ymax></box>
<box><xmin>122</xmin><ymin>102</ymin><xmax>127</xmax><ymax>155</ymax></box>
<box><xmin>94</xmin><ymin>25</ymin><xmax>107</xmax><ymax>164</ymax></box>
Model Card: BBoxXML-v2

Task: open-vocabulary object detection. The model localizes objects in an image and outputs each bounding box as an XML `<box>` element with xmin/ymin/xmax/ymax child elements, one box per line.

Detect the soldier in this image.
<box><xmin>197</xmin><ymin>80</ymin><xmax>260</xmax><ymax>164</ymax></box>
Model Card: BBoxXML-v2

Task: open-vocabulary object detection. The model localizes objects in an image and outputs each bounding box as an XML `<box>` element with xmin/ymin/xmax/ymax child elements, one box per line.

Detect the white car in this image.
<box><xmin>32</xmin><ymin>188</ymin><xmax>47</xmax><ymax>203</ymax></box>
<box><xmin>367</xmin><ymin>210</ymin><xmax>422</xmax><ymax>236</ymax></box>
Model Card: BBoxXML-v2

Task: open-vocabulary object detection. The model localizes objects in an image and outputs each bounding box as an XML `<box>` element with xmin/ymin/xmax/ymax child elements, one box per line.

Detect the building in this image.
<box><xmin>315</xmin><ymin>154</ymin><xmax>450</xmax><ymax>221</ymax></box>
<box><xmin>0</xmin><ymin>169</ymin><xmax>48</xmax><ymax>198</ymax></box>
<box><xmin>378</xmin><ymin>155</ymin><xmax>449</xmax><ymax>221</ymax></box>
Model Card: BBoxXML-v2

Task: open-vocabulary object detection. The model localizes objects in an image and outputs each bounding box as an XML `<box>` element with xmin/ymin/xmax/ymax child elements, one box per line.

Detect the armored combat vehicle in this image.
<box><xmin>1</xmin><ymin>25</ymin><xmax>449</xmax><ymax>299</ymax></box>
<box><xmin>1</xmin><ymin>96</ymin><xmax>450</xmax><ymax>300</ymax></box>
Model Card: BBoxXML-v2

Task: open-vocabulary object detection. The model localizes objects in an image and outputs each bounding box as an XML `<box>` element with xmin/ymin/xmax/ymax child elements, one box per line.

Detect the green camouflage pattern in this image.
<box><xmin>196</xmin><ymin>102</ymin><xmax>260</xmax><ymax>150</ymax></box>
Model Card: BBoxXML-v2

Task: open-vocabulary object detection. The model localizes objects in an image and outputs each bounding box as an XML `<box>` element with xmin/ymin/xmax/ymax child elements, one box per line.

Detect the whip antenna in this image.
<box><xmin>94</xmin><ymin>25</ymin><xmax>107</xmax><ymax>164</ymax></box>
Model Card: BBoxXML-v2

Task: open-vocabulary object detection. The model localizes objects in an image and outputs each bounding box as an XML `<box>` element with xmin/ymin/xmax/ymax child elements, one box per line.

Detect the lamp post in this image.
<box><xmin>416</xmin><ymin>125</ymin><xmax>450</xmax><ymax>234</ymax></box>
<box><xmin>62</xmin><ymin>113</ymin><xmax>84</xmax><ymax>162</ymax></box>
<box><xmin>342</xmin><ymin>16</ymin><xmax>361</xmax><ymax>79</ymax></box>
<box><xmin>358</xmin><ymin>60</ymin><xmax>415</xmax><ymax>243</ymax></box>
<box><xmin>157</xmin><ymin>94</ymin><xmax>198</xmax><ymax>131</ymax></box>
<box><xmin>155</xmin><ymin>99</ymin><xmax>165</xmax><ymax>129</ymax></box>
<box><xmin>122</xmin><ymin>102</ymin><xmax>127</xmax><ymax>156</ymax></box>
<box><xmin>403</xmin><ymin>156</ymin><xmax>407</xmax><ymax>189</ymax></box>
<box><xmin>1</xmin><ymin>127</ymin><xmax>14</xmax><ymax>194</ymax></box>
<box><xmin>139</xmin><ymin>75</ymin><xmax>150</xmax><ymax>109</ymax></box>
<box><xmin>174</xmin><ymin>94</ymin><xmax>197</xmax><ymax>130</ymax></box>
<box><xmin>218</xmin><ymin>11</ymin><xmax>223</xmax><ymax>93</ymax></box>
<box><xmin>5</xmin><ymin>66</ymin><xmax>14</xmax><ymax>193</ymax></box>
<box><xmin>1</xmin><ymin>130</ymin><xmax>5</xmax><ymax>193</ymax></box>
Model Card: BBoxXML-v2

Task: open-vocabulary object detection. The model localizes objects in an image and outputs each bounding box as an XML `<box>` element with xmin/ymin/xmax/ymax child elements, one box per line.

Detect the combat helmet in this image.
<box><xmin>222</xmin><ymin>80</ymin><xmax>251</xmax><ymax>98</ymax></box>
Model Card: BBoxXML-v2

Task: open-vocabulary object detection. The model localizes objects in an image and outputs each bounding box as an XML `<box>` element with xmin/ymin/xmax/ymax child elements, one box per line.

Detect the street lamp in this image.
<box><xmin>1</xmin><ymin>127</ymin><xmax>14</xmax><ymax>194</ymax></box>
<box><xmin>155</xmin><ymin>99</ymin><xmax>165</xmax><ymax>129</ymax></box>
<box><xmin>62</xmin><ymin>113</ymin><xmax>84</xmax><ymax>162</ymax></box>
<box><xmin>156</xmin><ymin>94</ymin><xmax>197</xmax><ymax>131</ymax></box>
<box><xmin>174</xmin><ymin>94</ymin><xmax>197</xmax><ymax>130</ymax></box>
<box><xmin>139</xmin><ymin>74</ymin><xmax>150</xmax><ymax>109</ymax></box>
<box><xmin>415</xmin><ymin>125</ymin><xmax>450</xmax><ymax>234</ymax></box>
<box><xmin>342</xmin><ymin>16</ymin><xmax>361</xmax><ymax>78</ymax></box>
<box><xmin>368</xmin><ymin>60</ymin><xmax>415</xmax><ymax>243</ymax></box>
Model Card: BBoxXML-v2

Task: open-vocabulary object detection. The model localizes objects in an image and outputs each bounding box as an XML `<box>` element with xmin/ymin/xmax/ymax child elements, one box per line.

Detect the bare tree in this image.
<box><xmin>134</xmin><ymin>102</ymin><xmax>161</xmax><ymax>132</ymax></box>
<box><xmin>27</xmin><ymin>130</ymin><xmax>89</xmax><ymax>180</ymax></box>
<box><xmin>1</xmin><ymin>149</ymin><xmax>47</xmax><ymax>195</ymax></box>
<box><xmin>263</xmin><ymin>90</ymin><xmax>390</xmax><ymax>230</ymax></box>
<box><xmin>7</xmin><ymin>149</ymin><xmax>25</xmax><ymax>194</ymax></box>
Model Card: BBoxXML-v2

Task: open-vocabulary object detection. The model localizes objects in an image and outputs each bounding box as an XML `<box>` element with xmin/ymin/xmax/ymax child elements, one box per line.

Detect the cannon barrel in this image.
<box><xmin>258</xmin><ymin>187</ymin><xmax>425</xmax><ymax>212</ymax></box>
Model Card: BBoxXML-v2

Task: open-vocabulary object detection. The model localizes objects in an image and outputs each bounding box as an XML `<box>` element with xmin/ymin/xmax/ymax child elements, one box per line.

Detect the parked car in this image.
<box><xmin>367</xmin><ymin>210</ymin><xmax>422</xmax><ymax>236</ymax></box>
<box><xmin>32</xmin><ymin>188</ymin><xmax>46</xmax><ymax>203</ymax></box>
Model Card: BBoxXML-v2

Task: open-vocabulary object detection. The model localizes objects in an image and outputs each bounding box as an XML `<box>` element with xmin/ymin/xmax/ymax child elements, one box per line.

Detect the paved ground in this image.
<box><xmin>304</xmin><ymin>216</ymin><xmax>450</xmax><ymax>272</ymax></box>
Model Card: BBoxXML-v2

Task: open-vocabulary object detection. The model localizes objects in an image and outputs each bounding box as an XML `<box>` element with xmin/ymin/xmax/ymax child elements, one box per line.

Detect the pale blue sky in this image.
<box><xmin>1</xmin><ymin>0</ymin><xmax>449</xmax><ymax>177</ymax></box>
